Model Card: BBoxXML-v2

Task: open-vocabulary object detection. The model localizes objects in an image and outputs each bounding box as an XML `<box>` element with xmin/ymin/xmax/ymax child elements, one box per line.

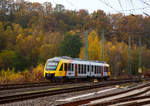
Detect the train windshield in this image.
<box><xmin>46</xmin><ymin>61</ymin><xmax>58</xmax><ymax>70</ymax></box>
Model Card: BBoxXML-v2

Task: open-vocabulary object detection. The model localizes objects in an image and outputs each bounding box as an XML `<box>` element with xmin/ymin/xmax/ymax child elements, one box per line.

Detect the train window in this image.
<box><xmin>88</xmin><ymin>65</ymin><xmax>89</xmax><ymax>72</ymax></box>
<box><xmin>81</xmin><ymin>65</ymin><xmax>82</xmax><ymax>74</ymax></box>
<box><xmin>82</xmin><ymin>65</ymin><xmax>84</xmax><ymax>74</ymax></box>
<box><xmin>72</xmin><ymin>64</ymin><xmax>74</xmax><ymax>71</ymax></box>
<box><xmin>85</xmin><ymin>65</ymin><xmax>86</xmax><ymax>73</ymax></box>
<box><xmin>83</xmin><ymin>65</ymin><xmax>85</xmax><ymax>74</ymax></box>
<box><xmin>96</xmin><ymin>66</ymin><xmax>97</xmax><ymax>74</ymax></box>
<box><xmin>100</xmin><ymin>66</ymin><xmax>101</xmax><ymax>73</ymax></box>
<box><xmin>92</xmin><ymin>66</ymin><xmax>93</xmax><ymax>72</ymax></box>
<box><xmin>80</xmin><ymin>65</ymin><xmax>81</xmax><ymax>74</ymax></box>
<box><xmin>94</xmin><ymin>66</ymin><xmax>96</xmax><ymax>74</ymax></box>
<box><xmin>65</xmin><ymin>63</ymin><xmax>67</xmax><ymax>71</ymax></box>
<box><xmin>83</xmin><ymin>65</ymin><xmax>84</xmax><ymax>73</ymax></box>
<box><xmin>60</xmin><ymin>64</ymin><xmax>63</xmax><ymax>71</ymax></box>
<box><xmin>68</xmin><ymin>63</ymin><xmax>71</xmax><ymax>71</ymax></box>
<box><xmin>98</xmin><ymin>66</ymin><xmax>100</xmax><ymax>73</ymax></box>
<box><xmin>81</xmin><ymin>64</ymin><xmax>82</xmax><ymax>73</ymax></box>
<box><xmin>84</xmin><ymin>65</ymin><xmax>86</xmax><ymax>74</ymax></box>
<box><xmin>93</xmin><ymin>66</ymin><xmax>94</xmax><ymax>73</ymax></box>
<box><xmin>78</xmin><ymin>64</ymin><xmax>80</xmax><ymax>73</ymax></box>
<box><xmin>96</xmin><ymin>66</ymin><xmax>98</xmax><ymax>73</ymax></box>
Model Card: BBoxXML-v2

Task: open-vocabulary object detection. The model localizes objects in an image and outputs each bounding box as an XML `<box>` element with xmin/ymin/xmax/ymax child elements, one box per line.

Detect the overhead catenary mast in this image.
<box><xmin>85</xmin><ymin>30</ymin><xmax>88</xmax><ymax>60</ymax></box>
<box><xmin>102</xmin><ymin>29</ymin><xmax>105</xmax><ymax>61</ymax></box>
<box><xmin>128</xmin><ymin>36</ymin><xmax>131</xmax><ymax>76</ymax></box>
<box><xmin>138</xmin><ymin>36</ymin><xmax>142</xmax><ymax>74</ymax></box>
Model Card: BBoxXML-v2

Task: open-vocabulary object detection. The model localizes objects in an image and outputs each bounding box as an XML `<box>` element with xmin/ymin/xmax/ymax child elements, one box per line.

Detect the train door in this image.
<box><xmin>66</xmin><ymin>63</ymin><xmax>74</xmax><ymax>78</ymax></box>
<box><xmin>98</xmin><ymin>66</ymin><xmax>101</xmax><ymax>78</ymax></box>
<box><xmin>75</xmin><ymin>64</ymin><xmax>77</xmax><ymax>78</ymax></box>
<box><xmin>56</xmin><ymin>63</ymin><xmax>64</xmax><ymax>77</ymax></box>
<box><xmin>89</xmin><ymin>64</ymin><xmax>92</xmax><ymax>77</ymax></box>
<box><xmin>93</xmin><ymin>65</ymin><xmax>97</xmax><ymax>78</ymax></box>
<box><xmin>95</xmin><ymin>65</ymin><xmax>98</xmax><ymax>78</ymax></box>
<box><xmin>101</xmin><ymin>66</ymin><xmax>103</xmax><ymax>78</ymax></box>
<box><xmin>86</xmin><ymin>65</ymin><xmax>90</xmax><ymax>77</ymax></box>
<box><xmin>90</xmin><ymin>64</ymin><xmax>94</xmax><ymax>78</ymax></box>
<box><xmin>103</xmin><ymin>66</ymin><xmax>108</xmax><ymax>77</ymax></box>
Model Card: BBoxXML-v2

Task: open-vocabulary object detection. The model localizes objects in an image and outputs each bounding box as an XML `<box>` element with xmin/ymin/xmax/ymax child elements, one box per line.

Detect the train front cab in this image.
<box><xmin>44</xmin><ymin>59</ymin><xmax>69</xmax><ymax>80</ymax></box>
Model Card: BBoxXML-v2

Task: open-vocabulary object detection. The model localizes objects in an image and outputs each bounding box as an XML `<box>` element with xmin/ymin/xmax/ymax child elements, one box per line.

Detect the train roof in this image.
<box><xmin>47</xmin><ymin>56</ymin><xmax>109</xmax><ymax>67</ymax></box>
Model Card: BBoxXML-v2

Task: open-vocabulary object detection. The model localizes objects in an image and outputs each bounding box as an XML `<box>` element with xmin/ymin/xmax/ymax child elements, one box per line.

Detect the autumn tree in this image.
<box><xmin>59</xmin><ymin>32</ymin><xmax>82</xmax><ymax>58</ymax></box>
<box><xmin>106</xmin><ymin>41</ymin><xmax>128</xmax><ymax>77</ymax></box>
<box><xmin>0</xmin><ymin>50</ymin><xmax>17</xmax><ymax>70</ymax></box>
<box><xmin>79</xmin><ymin>30</ymin><xmax>109</xmax><ymax>61</ymax></box>
<box><xmin>39</xmin><ymin>32</ymin><xmax>62</xmax><ymax>62</ymax></box>
<box><xmin>0</xmin><ymin>22</ymin><xmax>7</xmax><ymax>51</ymax></box>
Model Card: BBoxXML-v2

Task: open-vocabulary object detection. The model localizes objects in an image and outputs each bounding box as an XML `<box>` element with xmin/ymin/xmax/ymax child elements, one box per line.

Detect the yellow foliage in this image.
<box><xmin>9</xmin><ymin>72</ymin><xmax>23</xmax><ymax>84</ymax></box>
<box><xmin>79</xmin><ymin>47</ymin><xmax>85</xmax><ymax>59</ymax></box>
<box><xmin>88</xmin><ymin>31</ymin><xmax>101</xmax><ymax>60</ymax></box>
<box><xmin>79</xmin><ymin>30</ymin><xmax>109</xmax><ymax>62</ymax></box>
<box><xmin>22</xmin><ymin>70</ymin><xmax>31</xmax><ymax>82</ymax></box>
<box><xmin>31</xmin><ymin>64</ymin><xmax>44</xmax><ymax>82</ymax></box>
<box><xmin>0</xmin><ymin>68</ymin><xmax>16</xmax><ymax>84</ymax></box>
<box><xmin>0</xmin><ymin>64</ymin><xmax>45</xmax><ymax>84</ymax></box>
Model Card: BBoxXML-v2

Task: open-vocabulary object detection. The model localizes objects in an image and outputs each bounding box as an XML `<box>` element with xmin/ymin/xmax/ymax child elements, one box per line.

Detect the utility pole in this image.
<box><xmin>138</xmin><ymin>36</ymin><xmax>142</xmax><ymax>74</ymax></box>
<box><xmin>85</xmin><ymin>30</ymin><xmax>88</xmax><ymax>60</ymax></box>
<box><xmin>102</xmin><ymin>29</ymin><xmax>105</xmax><ymax>61</ymax></box>
<box><xmin>128</xmin><ymin>36</ymin><xmax>131</xmax><ymax>76</ymax></box>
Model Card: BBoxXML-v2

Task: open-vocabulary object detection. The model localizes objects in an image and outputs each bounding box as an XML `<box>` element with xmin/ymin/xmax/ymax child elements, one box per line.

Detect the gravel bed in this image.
<box><xmin>0</xmin><ymin>82</ymin><xmax>90</xmax><ymax>97</ymax></box>
<box><xmin>1</xmin><ymin>82</ymin><xmax>144</xmax><ymax>106</ymax></box>
<box><xmin>1</xmin><ymin>85</ymin><xmax>126</xmax><ymax>106</ymax></box>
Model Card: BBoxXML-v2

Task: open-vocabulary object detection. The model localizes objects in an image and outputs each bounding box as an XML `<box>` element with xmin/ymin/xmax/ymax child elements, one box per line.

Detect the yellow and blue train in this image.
<box><xmin>44</xmin><ymin>56</ymin><xmax>110</xmax><ymax>80</ymax></box>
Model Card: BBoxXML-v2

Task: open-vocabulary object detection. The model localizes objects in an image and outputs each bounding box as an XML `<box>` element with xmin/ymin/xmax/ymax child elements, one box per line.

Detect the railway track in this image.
<box><xmin>61</xmin><ymin>80</ymin><xmax>150</xmax><ymax>106</ymax></box>
<box><xmin>108</xmin><ymin>95</ymin><xmax>150</xmax><ymax>106</ymax></box>
<box><xmin>0</xmin><ymin>78</ymin><xmax>144</xmax><ymax>104</ymax></box>
<box><xmin>0</xmin><ymin>78</ymin><xmax>141</xmax><ymax>91</ymax></box>
<box><xmin>0</xmin><ymin>81</ymin><xmax>51</xmax><ymax>90</ymax></box>
<box><xmin>0</xmin><ymin>81</ymin><xmax>80</xmax><ymax>91</ymax></box>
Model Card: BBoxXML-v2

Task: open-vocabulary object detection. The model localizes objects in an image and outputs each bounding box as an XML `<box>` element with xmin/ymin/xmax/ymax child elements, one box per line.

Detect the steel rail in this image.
<box><xmin>0</xmin><ymin>78</ymin><xmax>139</xmax><ymax>91</ymax></box>
<box><xmin>0</xmin><ymin>79</ymin><xmax>143</xmax><ymax>104</ymax></box>
<box><xmin>61</xmin><ymin>80</ymin><xmax>150</xmax><ymax>106</ymax></box>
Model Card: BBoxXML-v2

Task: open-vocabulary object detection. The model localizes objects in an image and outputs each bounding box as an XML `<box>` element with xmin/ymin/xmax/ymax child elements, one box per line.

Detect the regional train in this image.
<box><xmin>44</xmin><ymin>56</ymin><xmax>110</xmax><ymax>81</ymax></box>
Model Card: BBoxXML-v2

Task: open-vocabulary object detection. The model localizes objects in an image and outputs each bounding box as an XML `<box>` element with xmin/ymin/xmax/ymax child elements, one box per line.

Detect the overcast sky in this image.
<box><xmin>25</xmin><ymin>0</ymin><xmax>150</xmax><ymax>15</ymax></box>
